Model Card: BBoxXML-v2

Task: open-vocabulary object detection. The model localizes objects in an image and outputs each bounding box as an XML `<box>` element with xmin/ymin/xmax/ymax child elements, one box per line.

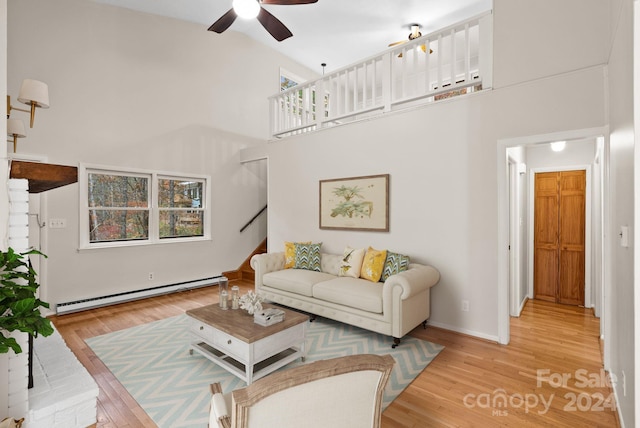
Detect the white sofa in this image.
<box><xmin>250</xmin><ymin>252</ymin><xmax>440</xmax><ymax>347</ymax></box>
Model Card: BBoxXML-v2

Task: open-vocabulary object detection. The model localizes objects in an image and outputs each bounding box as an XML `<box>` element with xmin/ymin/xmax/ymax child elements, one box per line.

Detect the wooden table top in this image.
<box><xmin>186</xmin><ymin>303</ymin><xmax>309</xmax><ymax>343</ymax></box>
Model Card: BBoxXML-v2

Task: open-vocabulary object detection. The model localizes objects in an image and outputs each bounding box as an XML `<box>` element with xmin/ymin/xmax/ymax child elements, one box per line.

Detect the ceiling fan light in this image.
<box><xmin>233</xmin><ymin>0</ymin><xmax>260</xmax><ymax>19</ymax></box>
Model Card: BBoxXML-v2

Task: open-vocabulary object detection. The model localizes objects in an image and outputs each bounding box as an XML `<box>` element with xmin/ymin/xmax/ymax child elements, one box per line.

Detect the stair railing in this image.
<box><xmin>240</xmin><ymin>205</ymin><xmax>267</xmax><ymax>233</ymax></box>
<box><xmin>269</xmin><ymin>11</ymin><xmax>492</xmax><ymax>139</ymax></box>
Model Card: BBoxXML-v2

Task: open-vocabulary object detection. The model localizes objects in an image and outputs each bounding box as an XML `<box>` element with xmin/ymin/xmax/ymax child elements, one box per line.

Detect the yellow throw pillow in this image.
<box><xmin>284</xmin><ymin>241</ymin><xmax>310</xmax><ymax>269</ymax></box>
<box><xmin>360</xmin><ymin>247</ymin><xmax>388</xmax><ymax>282</ymax></box>
<box><xmin>284</xmin><ymin>242</ymin><xmax>296</xmax><ymax>269</ymax></box>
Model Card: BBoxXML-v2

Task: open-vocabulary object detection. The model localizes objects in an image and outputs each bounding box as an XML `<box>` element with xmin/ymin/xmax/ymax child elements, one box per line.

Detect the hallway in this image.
<box><xmin>385</xmin><ymin>299</ymin><xmax>618</xmax><ymax>427</ymax></box>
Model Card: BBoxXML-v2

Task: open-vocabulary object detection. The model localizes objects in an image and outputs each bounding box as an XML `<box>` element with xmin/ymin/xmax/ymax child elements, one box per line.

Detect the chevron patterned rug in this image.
<box><xmin>87</xmin><ymin>314</ymin><xmax>443</xmax><ymax>428</ymax></box>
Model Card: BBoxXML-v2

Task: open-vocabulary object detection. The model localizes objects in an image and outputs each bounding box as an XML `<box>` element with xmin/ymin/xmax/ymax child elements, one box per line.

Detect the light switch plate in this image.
<box><xmin>49</xmin><ymin>218</ymin><xmax>67</xmax><ymax>229</ymax></box>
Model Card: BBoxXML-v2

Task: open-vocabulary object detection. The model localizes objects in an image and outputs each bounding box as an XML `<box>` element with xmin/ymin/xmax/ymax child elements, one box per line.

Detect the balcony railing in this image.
<box><xmin>269</xmin><ymin>11</ymin><xmax>493</xmax><ymax>139</ymax></box>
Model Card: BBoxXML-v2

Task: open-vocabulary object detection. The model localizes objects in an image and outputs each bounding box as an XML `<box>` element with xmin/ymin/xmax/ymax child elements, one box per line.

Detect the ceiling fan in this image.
<box><xmin>208</xmin><ymin>0</ymin><xmax>318</xmax><ymax>42</ymax></box>
<box><xmin>388</xmin><ymin>24</ymin><xmax>433</xmax><ymax>56</ymax></box>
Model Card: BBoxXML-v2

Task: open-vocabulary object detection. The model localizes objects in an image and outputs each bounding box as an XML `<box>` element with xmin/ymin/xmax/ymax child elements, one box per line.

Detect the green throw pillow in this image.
<box><xmin>380</xmin><ymin>251</ymin><xmax>410</xmax><ymax>282</ymax></box>
<box><xmin>294</xmin><ymin>242</ymin><xmax>322</xmax><ymax>272</ymax></box>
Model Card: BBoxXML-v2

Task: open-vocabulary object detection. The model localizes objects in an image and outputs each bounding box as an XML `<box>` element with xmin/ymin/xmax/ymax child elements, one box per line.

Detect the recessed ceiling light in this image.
<box><xmin>550</xmin><ymin>141</ymin><xmax>566</xmax><ymax>152</ymax></box>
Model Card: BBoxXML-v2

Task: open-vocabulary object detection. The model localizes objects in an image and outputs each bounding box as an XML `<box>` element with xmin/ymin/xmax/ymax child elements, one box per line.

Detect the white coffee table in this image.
<box><xmin>186</xmin><ymin>303</ymin><xmax>308</xmax><ymax>385</ymax></box>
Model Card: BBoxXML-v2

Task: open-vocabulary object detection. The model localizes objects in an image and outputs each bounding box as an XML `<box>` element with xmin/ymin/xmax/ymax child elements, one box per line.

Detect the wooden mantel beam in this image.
<box><xmin>9</xmin><ymin>160</ymin><xmax>78</xmax><ymax>193</ymax></box>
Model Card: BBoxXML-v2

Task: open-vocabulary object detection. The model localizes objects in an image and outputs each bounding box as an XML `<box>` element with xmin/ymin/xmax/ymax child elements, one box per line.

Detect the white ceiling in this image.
<box><xmin>92</xmin><ymin>0</ymin><xmax>492</xmax><ymax>74</ymax></box>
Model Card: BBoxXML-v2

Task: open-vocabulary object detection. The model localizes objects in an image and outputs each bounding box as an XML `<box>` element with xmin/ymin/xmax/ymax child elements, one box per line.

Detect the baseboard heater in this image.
<box><xmin>56</xmin><ymin>276</ymin><xmax>226</xmax><ymax>315</ymax></box>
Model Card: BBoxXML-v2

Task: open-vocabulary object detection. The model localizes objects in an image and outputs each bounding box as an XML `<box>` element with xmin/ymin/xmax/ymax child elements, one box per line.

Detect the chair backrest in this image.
<box><xmin>231</xmin><ymin>354</ymin><xmax>394</xmax><ymax>428</ymax></box>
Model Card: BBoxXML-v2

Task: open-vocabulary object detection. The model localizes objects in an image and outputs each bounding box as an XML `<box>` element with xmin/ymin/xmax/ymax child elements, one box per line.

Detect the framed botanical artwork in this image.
<box><xmin>319</xmin><ymin>174</ymin><xmax>389</xmax><ymax>231</ymax></box>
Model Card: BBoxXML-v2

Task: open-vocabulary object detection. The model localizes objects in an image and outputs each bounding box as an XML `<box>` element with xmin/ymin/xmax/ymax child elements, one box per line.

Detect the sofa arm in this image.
<box><xmin>384</xmin><ymin>263</ymin><xmax>440</xmax><ymax>300</ymax></box>
<box><xmin>250</xmin><ymin>252</ymin><xmax>286</xmax><ymax>289</ymax></box>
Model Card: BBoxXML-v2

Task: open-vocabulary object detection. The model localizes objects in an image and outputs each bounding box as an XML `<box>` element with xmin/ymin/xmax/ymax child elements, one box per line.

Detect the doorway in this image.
<box><xmin>533</xmin><ymin>170</ymin><xmax>586</xmax><ymax>306</ymax></box>
<box><xmin>496</xmin><ymin>127</ymin><xmax>607</xmax><ymax>345</ymax></box>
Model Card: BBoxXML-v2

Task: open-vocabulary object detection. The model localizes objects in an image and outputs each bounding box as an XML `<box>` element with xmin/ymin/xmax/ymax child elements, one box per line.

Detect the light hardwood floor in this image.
<box><xmin>51</xmin><ymin>280</ymin><xmax>619</xmax><ymax>427</ymax></box>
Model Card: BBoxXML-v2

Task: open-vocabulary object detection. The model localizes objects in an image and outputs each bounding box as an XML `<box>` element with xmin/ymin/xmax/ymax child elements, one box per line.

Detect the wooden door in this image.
<box><xmin>534</xmin><ymin>173</ymin><xmax>560</xmax><ymax>302</ymax></box>
<box><xmin>534</xmin><ymin>170</ymin><xmax>585</xmax><ymax>305</ymax></box>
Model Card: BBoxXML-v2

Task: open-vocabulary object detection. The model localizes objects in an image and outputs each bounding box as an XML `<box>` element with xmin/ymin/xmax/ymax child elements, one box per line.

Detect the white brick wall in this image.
<box><xmin>6</xmin><ymin>179</ymin><xmax>98</xmax><ymax>427</ymax></box>
<box><xmin>7</xmin><ymin>179</ymin><xmax>30</xmax><ymax>419</ymax></box>
<box><xmin>27</xmin><ymin>326</ymin><xmax>99</xmax><ymax>428</ymax></box>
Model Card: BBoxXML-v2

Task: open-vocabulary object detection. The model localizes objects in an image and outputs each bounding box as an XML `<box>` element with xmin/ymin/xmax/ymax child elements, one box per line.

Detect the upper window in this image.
<box><xmin>279</xmin><ymin>68</ymin><xmax>304</xmax><ymax>91</ymax></box>
<box><xmin>80</xmin><ymin>165</ymin><xmax>210</xmax><ymax>249</ymax></box>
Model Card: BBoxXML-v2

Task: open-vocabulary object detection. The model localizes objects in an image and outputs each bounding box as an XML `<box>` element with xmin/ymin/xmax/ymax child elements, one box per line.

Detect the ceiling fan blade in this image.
<box><xmin>260</xmin><ymin>0</ymin><xmax>318</xmax><ymax>4</ymax></box>
<box><xmin>208</xmin><ymin>8</ymin><xmax>238</xmax><ymax>33</ymax></box>
<box><xmin>257</xmin><ymin>7</ymin><xmax>293</xmax><ymax>41</ymax></box>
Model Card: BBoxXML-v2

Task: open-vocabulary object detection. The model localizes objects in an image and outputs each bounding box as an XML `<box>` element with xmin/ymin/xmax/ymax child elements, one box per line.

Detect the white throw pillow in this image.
<box><xmin>339</xmin><ymin>246</ymin><xmax>366</xmax><ymax>278</ymax></box>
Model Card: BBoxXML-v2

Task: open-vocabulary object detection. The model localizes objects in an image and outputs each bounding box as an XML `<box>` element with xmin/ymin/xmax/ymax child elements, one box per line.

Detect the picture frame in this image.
<box><xmin>319</xmin><ymin>174</ymin><xmax>389</xmax><ymax>231</ymax></box>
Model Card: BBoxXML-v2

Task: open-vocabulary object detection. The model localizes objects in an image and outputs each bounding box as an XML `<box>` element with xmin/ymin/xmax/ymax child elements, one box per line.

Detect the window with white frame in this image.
<box><xmin>80</xmin><ymin>165</ymin><xmax>210</xmax><ymax>248</ymax></box>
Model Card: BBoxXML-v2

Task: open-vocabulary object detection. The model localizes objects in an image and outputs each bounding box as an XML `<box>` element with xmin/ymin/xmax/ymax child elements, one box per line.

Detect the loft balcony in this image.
<box><xmin>269</xmin><ymin>11</ymin><xmax>493</xmax><ymax>139</ymax></box>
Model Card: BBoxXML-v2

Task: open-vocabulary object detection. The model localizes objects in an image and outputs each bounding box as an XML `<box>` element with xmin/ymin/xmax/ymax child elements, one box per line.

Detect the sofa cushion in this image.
<box><xmin>263</xmin><ymin>269</ymin><xmax>336</xmax><ymax>297</ymax></box>
<box><xmin>312</xmin><ymin>278</ymin><xmax>383</xmax><ymax>313</ymax></box>
<box><xmin>339</xmin><ymin>246</ymin><xmax>365</xmax><ymax>278</ymax></box>
<box><xmin>380</xmin><ymin>251</ymin><xmax>410</xmax><ymax>282</ymax></box>
<box><xmin>294</xmin><ymin>242</ymin><xmax>322</xmax><ymax>271</ymax></box>
<box><xmin>360</xmin><ymin>247</ymin><xmax>387</xmax><ymax>282</ymax></box>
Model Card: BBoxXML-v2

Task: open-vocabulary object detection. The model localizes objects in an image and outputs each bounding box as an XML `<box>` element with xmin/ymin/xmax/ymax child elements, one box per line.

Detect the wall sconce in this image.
<box><xmin>6</xmin><ymin>79</ymin><xmax>49</xmax><ymax>152</ymax></box>
<box><xmin>7</xmin><ymin>118</ymin><xmax>26</xmax><ymax>153</ymax></box>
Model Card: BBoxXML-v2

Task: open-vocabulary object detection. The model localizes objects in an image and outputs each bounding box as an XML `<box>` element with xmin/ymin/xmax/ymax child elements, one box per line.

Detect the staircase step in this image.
<box><xmin>223</xmin><ymin>238</ymin><xmax>266</xmax><ymax>283</ymax></box>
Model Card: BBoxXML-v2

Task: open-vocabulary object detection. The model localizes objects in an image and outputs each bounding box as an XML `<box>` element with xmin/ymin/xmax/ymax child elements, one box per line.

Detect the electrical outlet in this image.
<box><xmin>462</xmin><ymin>300</ymin><xmax>469</xmax><ymax>312</ymax></box>
<box><xmin>49</xmin><ymin>218</ymin><xmax>67</xmax><ymax>229</ymax></box>
<box><xmin>148</xmin><ymin>272</ymin><xmax>154</xmax><ymax>281</ymax></box>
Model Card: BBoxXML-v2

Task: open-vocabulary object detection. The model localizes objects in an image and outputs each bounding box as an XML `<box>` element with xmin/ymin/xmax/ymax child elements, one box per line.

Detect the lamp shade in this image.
<box><xmin>7</xmin><ymin>118</ymin><xmax>26</xmax><ymax>138</ymax></box>
<box><xmin>17</xmin><ymin>79</ymin><xmax>49</xmax><ymax>109</ymax></box>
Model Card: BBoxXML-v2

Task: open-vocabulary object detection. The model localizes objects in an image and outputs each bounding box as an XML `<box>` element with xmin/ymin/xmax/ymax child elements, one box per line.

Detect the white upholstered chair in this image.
<box><xmin>209</xmin><ymin>354</ymin><xmax>395</xmax><ymax>428</ymax></box>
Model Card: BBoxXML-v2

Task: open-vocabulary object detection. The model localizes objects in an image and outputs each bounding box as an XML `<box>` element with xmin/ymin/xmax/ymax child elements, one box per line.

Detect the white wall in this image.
<box><xmin>607</xmin><ymin>0</ymin><xmax>636</xmax><ymax>425</ymax></box>
<box><xmin>526</xmin><ymin>140</ymin><xmax>596</xmax><ymax>169</ymax></box>
<box><xmin>266</xmin><ymin>63</ymin><xmax>606</xmax><ymax>340</ymax></box>
<box><xmin>493</xmin><ymin>0</ymin><xmax>609</xmax><ymax>88</ymax></box>
<box><xmin>6</xmin><ymin>0</ymin><xmax>315</xmax><ymax>305</ymax></box>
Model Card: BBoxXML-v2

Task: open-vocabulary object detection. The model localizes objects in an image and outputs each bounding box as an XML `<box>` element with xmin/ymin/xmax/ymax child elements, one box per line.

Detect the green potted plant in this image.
<box><xmin>0</xmin><ymin>248</ymin><xmax>53</xmax><ymax>354</ymax></box>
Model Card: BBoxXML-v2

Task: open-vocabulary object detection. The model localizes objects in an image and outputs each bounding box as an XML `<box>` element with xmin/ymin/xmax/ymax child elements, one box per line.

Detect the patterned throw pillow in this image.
<box><xmin>380</xmin><ymin>251</ymin><xmax>410</xmax><ymax>282</ymax></box>
<box><xmin>284</xmin><ymin>241</ymin><xmax>310</xmax><ymax>269</ymax></box>
<box><xmin>294</xmin><ymin>242</ymin><xmax>322</xmax><ymax>272</ymax></box>
<box><xmin>360</xmin><ymin>247</ymin><xmax>388</xmax><ymax>282</ymax></box>
<box><xmin>339</xmin><ymin>246</ymin><xmax>366</xmax><ymax>278</ymax></box>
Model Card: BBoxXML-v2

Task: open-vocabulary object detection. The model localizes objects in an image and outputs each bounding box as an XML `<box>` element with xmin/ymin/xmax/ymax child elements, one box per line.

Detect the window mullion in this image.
<box><xmin>150</xmin><ymin>173</ymin><xmax>158</xmax><ymax>242</ymax></box>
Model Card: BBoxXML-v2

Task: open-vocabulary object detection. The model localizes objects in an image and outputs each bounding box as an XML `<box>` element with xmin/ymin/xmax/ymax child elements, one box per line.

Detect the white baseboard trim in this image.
<box><xmin>610</xmin><ymin>374</ymin><xmax>626</xmax><ymax>428</ymax></box>
<box><xmin>427</xmin><ymin>320</ymin><xmax>500</xmax><ymax>343</ymax></box>
<box><xmin>517</xmin><ymin>296</ymin><xmax>529</xmax><ymax>317</ymax></box>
